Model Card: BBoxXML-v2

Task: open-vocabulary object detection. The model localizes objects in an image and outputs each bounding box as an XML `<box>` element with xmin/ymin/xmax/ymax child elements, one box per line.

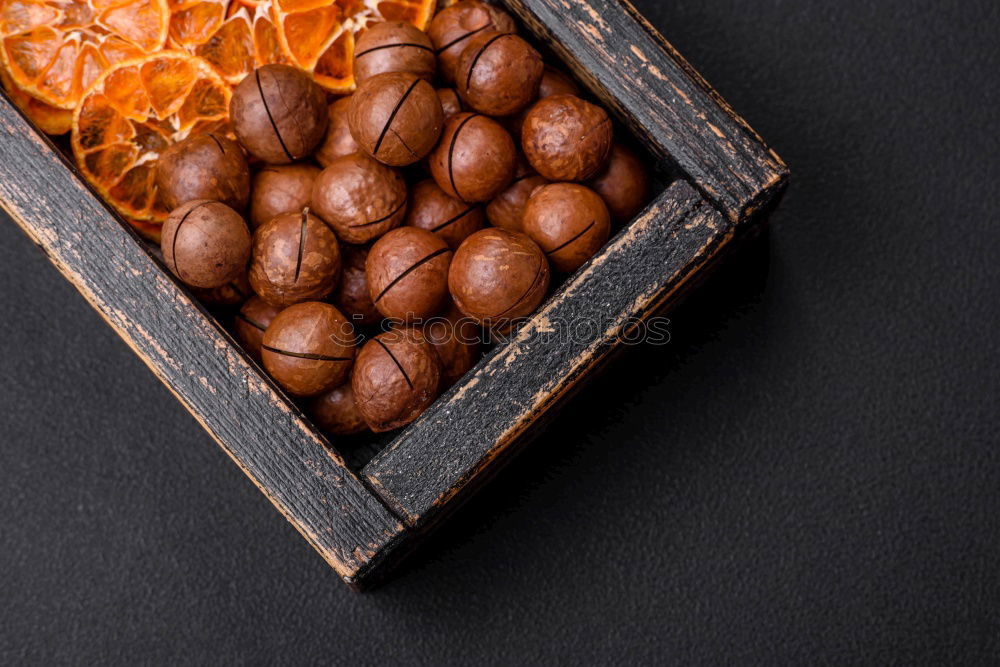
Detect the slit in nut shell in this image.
<box><xmin>348</xmin><ymin>72</ymin><xmax>444</xmax><ymax>167</ymax></box>
<box><xmin>352</xmin><ymin>329</ymin><xmax>442</xmax><ymax>432</ymax></box>
<box><xmin>353</xmin><ymin>21</ymin><xmax>436</xmax><ymax>83</ymax></box>
<box><xmin>156</xmin><ymin>133</ymin><xmax>250</xmax><ymax>212</ymax></box>
<box><xmin>405</xmin><ymin>178</ymin><xmax>485</xmax><ymax>248</ymax></box>
<box><xmin>427</xmin><ymin>0</ymin><xmax>516</xmax><ymax>84</ymax></box>
<box><xmin>249</xmin><ymin>209</ymin><xmax>342</xmax><ymax>307</ymax></box>
<box><xmin>455</xmin><ymin>31</ymin><xmax>542</xmax><ymax>117</ymax></box>
<box><xmin>161</xmin><ymin>200</ymin><xmax>251</xmax><ymax>290</ymax></box>
<box><xmin>231</xmin><ymin>65</ymin><xmax>328</xmax><ymax>164</ymax></box>
<box><xmin>234</xmin><ymin>295</ymin><xmax>283</xmax><ymax>363</ymax></box>
<box><xmin>447</xmin><ymin>227</ymin><xmax>551</xmax><ymax>331</ymax></box>
<box><xmin>311</xmin><ymin>153</ymin><xmax>409</xmax><ymax>244</ymax></box>
<box><xmin>261</xmin><ymin>302</ymin><xmax>357</xmax><ymax>397</ymax></box>
<box><xmin>429</xmin><ymin>112</ymin><xmax>516</xmax><ymax>203</ymax></box>
<box><xmin>367</xmin><ymin>227</ymin><xmax>453</xmax><ymax>321</ymax></box>
<box><xmin>522</xmin><ymin>183</ymin><xmax>611</xmax><ymax>273</ymax></box>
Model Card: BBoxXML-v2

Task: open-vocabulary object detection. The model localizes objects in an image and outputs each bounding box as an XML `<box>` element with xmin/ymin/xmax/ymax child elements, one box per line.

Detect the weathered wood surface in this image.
<box><xmin>504</xmin><ymin>0</ymin><xmax>788</xmax><ymax>223</ymax></box>
<box><xmin>0</xmin><ymin>95</ymin><xmax>406</xmax><ymax>586</ymax></box>
<box><xmin>364</xmin><ymin>180</ymin><xmax>731</xmax><ymax>526</ymax></box>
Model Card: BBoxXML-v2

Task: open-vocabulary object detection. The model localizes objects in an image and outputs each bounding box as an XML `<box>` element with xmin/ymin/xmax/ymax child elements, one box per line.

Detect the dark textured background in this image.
<box><xmin>2</xmin><ymin>0</ymin><xmax>999</xmax><ymax>663</ymax></box>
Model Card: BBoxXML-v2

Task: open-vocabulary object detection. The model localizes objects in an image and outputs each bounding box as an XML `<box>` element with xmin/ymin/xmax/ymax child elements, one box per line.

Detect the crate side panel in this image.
<box><xmin>505</xmin><ymin>0</ymin><xmax>788</xmax><ymax>222</ymax></box>
<box><xmin>0</xmin><ymin>99</ymin><xmax>404</xmax><ymax>582</ymax></box>
<box><xmin>365</xmin><ymin>180</ymin><xmax>730</xmax><ymax>525</ymax></box>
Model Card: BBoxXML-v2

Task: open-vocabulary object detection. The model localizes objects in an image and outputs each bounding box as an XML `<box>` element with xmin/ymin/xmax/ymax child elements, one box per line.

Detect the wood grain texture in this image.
<box><xmin>364</xmin><ymin>180</ymin><xmax>730</xmax><ymax>526</ymax></box>
<box><xmin>504</xmin><ymin>0</ymin><xmax>788</xmax><ymax>222</ymax></box>
<box><xmin>0</xmin><ymin>95</ymin><xmax>405</xmax><ymax>586</ymax></box>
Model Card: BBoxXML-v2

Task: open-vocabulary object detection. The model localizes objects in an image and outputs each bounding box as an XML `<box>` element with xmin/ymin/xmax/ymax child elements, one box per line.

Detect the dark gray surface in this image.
<box><xmin>2</xmin><ymin>0</ymin><xmax>999</xmax><ymax>663</ymax></box>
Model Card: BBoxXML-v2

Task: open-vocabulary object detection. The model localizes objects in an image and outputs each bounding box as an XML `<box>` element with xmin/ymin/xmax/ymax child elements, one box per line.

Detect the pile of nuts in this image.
<box><xmin>154</xmin><ymin>0</ymin><xmax>651</xmax><ymax>437</ymax></box>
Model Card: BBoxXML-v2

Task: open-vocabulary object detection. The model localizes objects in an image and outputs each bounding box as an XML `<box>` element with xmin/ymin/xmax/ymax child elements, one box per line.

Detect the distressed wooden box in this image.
<box><xmin>0</xmin><ymin>0</ymin><xmax>787</xmax><ymax>588</ymax></box>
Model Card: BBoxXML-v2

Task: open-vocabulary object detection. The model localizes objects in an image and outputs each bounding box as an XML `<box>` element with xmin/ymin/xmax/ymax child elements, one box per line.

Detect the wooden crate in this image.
<box><xmin>0</xmin><ymin>0</ymin><xmax>788</xmax><ymax>588</ymax></box>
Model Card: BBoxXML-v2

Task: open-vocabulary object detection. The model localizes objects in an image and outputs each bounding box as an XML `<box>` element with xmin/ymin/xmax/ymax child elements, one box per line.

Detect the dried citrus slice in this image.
<box><xmin>165</xmin><ymin>0</ymin><xmax>284</xmax><ymax>86</ymax></box>
<box><xmin>247</xmin><ymin>0</ymin><xmax>289</xmax><ymax>66</ymax></box>
<box><xmin>167</xmin><ymin>0</ymin><xmax>256</xmax><ymax>84</ymax></box>
<box><xmin>167</xmin><ymin>0</ymin><xmax>226</xmax><ymax>45</ymax></box>
<box><xmin>0</xmin><ymin>64</ymin><xmax>72</xmax><ymax>133</ymax></box>
<box><xmin>125</xmin><ymin>216</ymin><xmax>166</xmax><ymax>242</ymax></box>
<box><xmin>165</xmin><ymin>0</ymin><xmax>434</xmax><ymax>94</ymax></box>
<box><xmin>0</xmin><ymin>0</ymin><xmax>170</xmax><ymax>109</ymax></box>
<box><xmin>268</xmin><ymin>0</ymin><xmax>435</xmax><ymax>93</ymax></box>
<box><xmin>71</xmin><ymin>51</ymin><xmax>231</xmax><ymax>229</ymax></box>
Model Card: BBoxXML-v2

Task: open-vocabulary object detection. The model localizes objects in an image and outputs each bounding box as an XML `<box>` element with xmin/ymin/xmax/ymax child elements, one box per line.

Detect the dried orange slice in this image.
<box><xmin>71</xmin><ymin>51</ymin><xmax>231</xmax><ymax>228</ymax></box>
<box><xmin>0</xmin><ymin>0</ymin><xmax>170</xmax><ymax>109</ymax></box>
<box><xmin>164</xmin><ymin>0</ymin><xmax>434</xmax><ymax>94</ymax></box>
<box><xmin>168</xmin><ymin>0</ymin><xmax>256</xmax><ymax>84</ymax></box>
<box><xmin>167</xmin><ymin>0</ymin><xmax>226</xmax><ymax>46</ymax></box>
<box><xmin>124</xmin><ymin>216</ymin><xmax>166</xmax><ymax>242</ymax></box>
<box><xmin>247</xmin><ymin>0</ymin><xmax>289</xmax><ymax>66</ymax></box>
<box><xmin>165</xmin><ymin>0</ymin><xmax>285</xmax><ymax>87</ymax></box>
<box><xmin>0</xmin><ymin>64</ymin><xmax>72</xmax><ymax>132</ymax></box>
<box><xmin>268</xmin><ymin>0</ymin><xmax>435</xmax><ymax>93</ymax></box>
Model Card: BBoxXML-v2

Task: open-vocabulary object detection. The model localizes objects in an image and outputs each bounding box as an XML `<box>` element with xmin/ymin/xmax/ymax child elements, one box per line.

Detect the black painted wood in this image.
<box><xmin>504</xmin><ymin>0</ymin><xmax>788</xmax><ymax>223</ymax></box>
<box><xmin>0</xmin><ymin>95</ymin><xmax>406</xmax><ymax>586</ymax></box>
<box><xmin>364</xmin><ymin>180</ymin><xmax>730</xmax><ymax>525</ymax></box>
